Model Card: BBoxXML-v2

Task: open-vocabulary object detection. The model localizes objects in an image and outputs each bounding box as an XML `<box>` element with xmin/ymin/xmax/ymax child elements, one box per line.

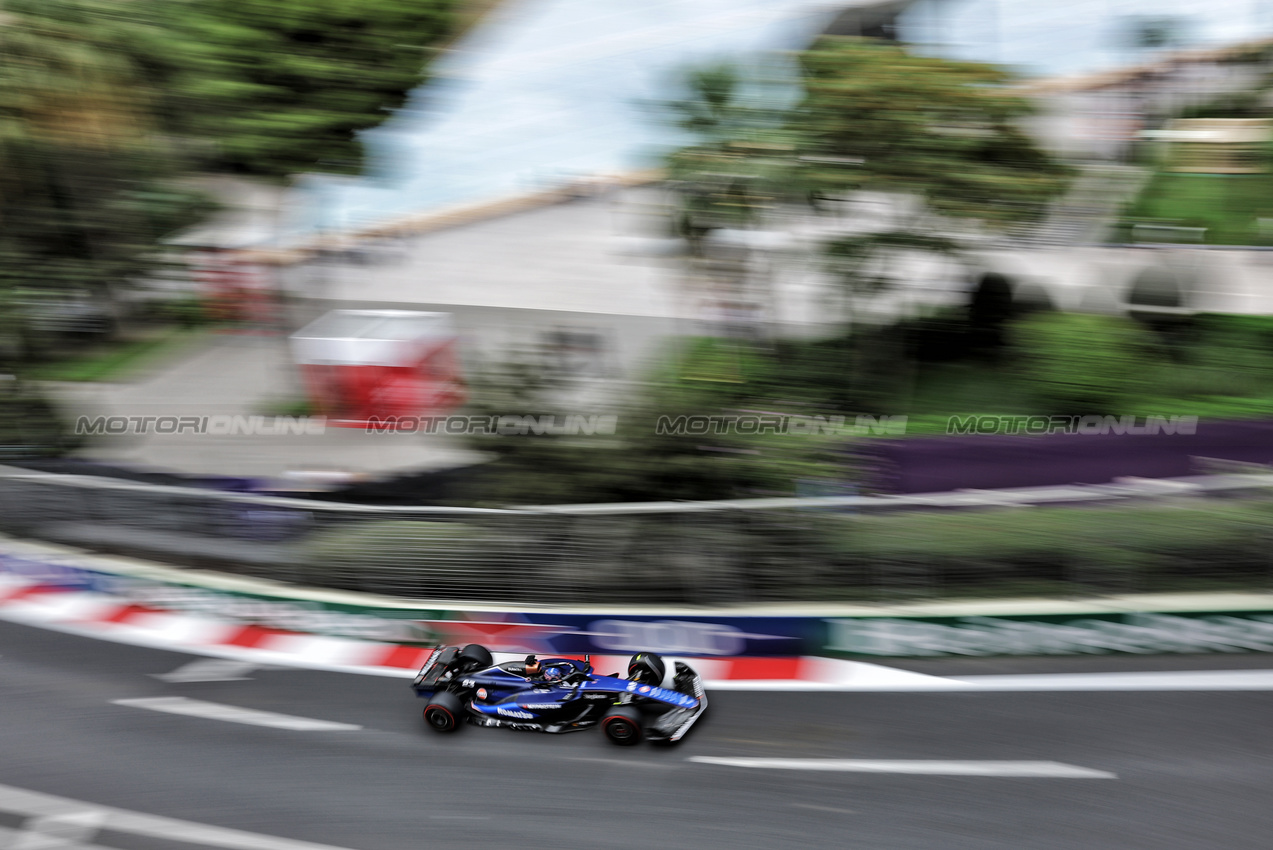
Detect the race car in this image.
<box><xmin>409</xmin><ymin>644</ymin><xmax>707</xmax><ymax>745</ymax></box>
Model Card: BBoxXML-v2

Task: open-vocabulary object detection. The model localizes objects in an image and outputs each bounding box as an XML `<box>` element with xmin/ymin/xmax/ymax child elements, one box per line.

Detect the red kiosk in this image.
<box><xmin>289</xmin><ymin>310</ymin><xmax>464</xmax><ymax>426</ymax></box>
<box><xmin>189</xmin><ymin>249</ymin><xmax>278</xmax><ymax>327</ymax></box>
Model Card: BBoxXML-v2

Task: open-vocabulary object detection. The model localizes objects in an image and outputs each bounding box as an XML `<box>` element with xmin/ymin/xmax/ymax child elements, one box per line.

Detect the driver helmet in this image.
<box><xmin>627</xmin><ymin>653</ymin><xmax>665</xmax><ymax>686</ymax></box>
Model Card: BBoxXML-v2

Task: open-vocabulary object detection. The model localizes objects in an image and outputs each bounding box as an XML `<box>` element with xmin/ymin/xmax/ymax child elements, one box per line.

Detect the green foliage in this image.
<box><xmin>792</xmin><ymin>39</ymin><xmax>1071</xmax><ymax>225</ymax></box>
<box><xmin>300</xmin><ymin>519</ymin><xmax>490</xmax><ymax>565</ymax></box>
<box><xmin>665</xmin><ymin>40</ymin><xmax>1071</xmax><ymax>236</ymax></box>
<box><xmin>796</xmin><ymin>41</ymin><xmax>1070</xmax><ymax>320</ymax></box>
<box><xmin>822</xmin><ymin>498</ymin><xmax>1273</xmax><ymax>596</ymax></box>
<box><xmin>0</xmin><ymin>0</ymin><xmax>216</xmax><ymax>363</ymax></box>
<box><xmin>460</xmin><ymin>309</ymin><xmax>1273</xmax><ymax>508</ymax></box>
<box><xmin>1176</xmin><ymin>90</ymin><xmax>1267</xmax><ymax>120</ymax></box>
<box><xmin>155</xmin><ymin>0</ymin><xmax>457</xmax><ymax>175</ymax></box>
<box><xmin>662</xmin><ymin>61</ymin><xmax>799</xmax><ymax>238</ymax></box>
<box><xmin>0</xmin><ymin>377</ymin><xmax>82</xmax><ymax>459</ymax></box>
<box><xmin>1009</xmin><ymin>313</ymin><xmax>1161</xmax><ymax>413</ymax></box>
<box><xmin>663</xmin><ymin>63</ymin><xmax>745</xmax><ymax>142</ymax></box>
<box><xmin>255</xmin><ymin>396</ymin><xmax>318</xmax><ymax>418</ymax></box>
<box><xmin>0</xmin><ymin>0</ymin><xmax>156</xmax><ymax>158</ymax></box>
<box><xmin>296</xmin><ymin>519</ymin><xmax>500</xmax><ymax>594</ymax></box>
<box><xmin>143</xmin><ymin>295</ymin><xmax>217</xmax><ymax>329</ymax></box>
<box><xmin>0</xmin><ymin>152</ymin><xmax>214</xmax><ymax>316</ymax></box>
<box><xmin>458</xmin><ymin>343</ymin><xmax>841</xmax><ymax>506</ymax></box>
<box><xmin>23</xmin><ymin>328</ymin><xmax>205</xmax><ymax>383</ymax></box>
<box><xmin>901</xmin><ymin>310</ymin><xmax>1273</xmax><ymax>426</ymax></box>
<box><xmin>1119</xmin><ymin>172</ymin><xmax>1273</xmax><ymax>246</ymax></box>
<box><xmin>293</xmin><ymin>497</ymin><xmax>1273</xmax><ymax>602</ymax></box>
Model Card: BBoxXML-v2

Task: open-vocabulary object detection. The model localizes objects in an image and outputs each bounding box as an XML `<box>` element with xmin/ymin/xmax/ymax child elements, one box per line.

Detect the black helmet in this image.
<box><xmin>627</xmin><ymin>652</ymin><xmax>665</xmax><ymax>686</ymax></box>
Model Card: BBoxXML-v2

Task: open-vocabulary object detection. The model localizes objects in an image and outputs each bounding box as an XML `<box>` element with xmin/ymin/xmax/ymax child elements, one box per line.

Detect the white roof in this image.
<box><xmin>289</xmin><ymin>310</ymin><xmax>455</xmax><ymax>366</ymax></box>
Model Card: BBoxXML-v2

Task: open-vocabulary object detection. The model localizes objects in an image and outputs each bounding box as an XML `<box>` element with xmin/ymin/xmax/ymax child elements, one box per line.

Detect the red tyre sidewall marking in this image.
<box><xmin>427</xmin><ymin>705</ymin><xmax>455</xmax><ymax>730</ymax></box>
<box><xmin>604</xmin><ymin>716</ymin><xmax>639</xmax><ymax>739</ymax></box>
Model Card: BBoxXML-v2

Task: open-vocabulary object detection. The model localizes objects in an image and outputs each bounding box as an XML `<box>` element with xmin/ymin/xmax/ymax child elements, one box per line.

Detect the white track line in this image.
<box><xmin>112</xmin><ymin>697</ymin><xmax>361</xmax><ymax>731</ymax></box>
<box><xmin>152</xmin><ymin>660</ymin><xmax>260</xmax><ymax>683</ymax></box>
<box><xmin>689</xmin><ymin>757</ymin><xmax>1116</xmax><ymax>778</ymax></box>
<box><xmin>0</xmin><ymin>782</ymin><xmax>365</xmax><ymax>849</ymax></box>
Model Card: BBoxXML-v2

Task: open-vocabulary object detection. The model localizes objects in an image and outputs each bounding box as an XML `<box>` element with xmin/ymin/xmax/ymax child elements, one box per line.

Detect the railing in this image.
<box><xmin>1</xmin><ymin>466</ymin><xmax>1271</xmax><ymax>605</ymax></box>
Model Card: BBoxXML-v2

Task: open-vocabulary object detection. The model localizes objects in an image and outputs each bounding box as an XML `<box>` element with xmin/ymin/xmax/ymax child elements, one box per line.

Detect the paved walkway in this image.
<box><xmin>46</xmin><ymin>333</ymin><xmax>485</xmax><ymax>480</ymax></box>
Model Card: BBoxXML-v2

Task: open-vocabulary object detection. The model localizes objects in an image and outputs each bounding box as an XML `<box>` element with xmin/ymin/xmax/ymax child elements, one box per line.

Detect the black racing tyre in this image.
<box><xmin>423</xmin><ymin>690</ymin><xmax>465</xmax><ymax>733</ymax></box>
<box><xmin>601</xmin><ymin>706</ymin><xmax>644</xmax><ymax>746</ymax></box>
<box><xmin>455</xmin><ymin>643</ymin><xmax>493</xmax><ymax>673</ymax></box>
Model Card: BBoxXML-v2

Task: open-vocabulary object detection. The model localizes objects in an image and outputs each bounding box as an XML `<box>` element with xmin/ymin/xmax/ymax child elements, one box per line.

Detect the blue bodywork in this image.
<box><xmin>412</xmin><ymin>651</ymin><xmax>706</xmax><ymax>740</ymax></box>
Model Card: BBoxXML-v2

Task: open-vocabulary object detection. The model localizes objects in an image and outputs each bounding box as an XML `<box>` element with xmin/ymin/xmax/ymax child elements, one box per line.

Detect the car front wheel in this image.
<box><xmin>602</xmin><ymin>706</ymin><xmax>644</xmax><ymax>746</ymax></box>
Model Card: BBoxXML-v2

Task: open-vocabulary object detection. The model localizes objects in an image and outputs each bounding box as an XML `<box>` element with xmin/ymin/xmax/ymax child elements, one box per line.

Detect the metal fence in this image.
<box><xmin>1</xmin><ymin>466</ymin><xmax>1272</xmax><ymax>605</ymax></box>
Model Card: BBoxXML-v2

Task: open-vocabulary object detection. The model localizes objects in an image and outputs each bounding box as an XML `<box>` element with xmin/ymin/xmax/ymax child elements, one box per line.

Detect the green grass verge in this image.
<box><xmin>1117</xmin><ymin>171</ymin><xmax>1273</xmax><ymax>246</ymax></box>
<box><xmin>26</xmin><ymin>328</ymin><xmax>206</xmax><ymax>383</ymax></box>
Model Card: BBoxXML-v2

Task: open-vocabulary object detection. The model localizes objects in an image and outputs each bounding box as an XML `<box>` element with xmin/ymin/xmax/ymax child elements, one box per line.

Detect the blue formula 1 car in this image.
<box><xmin>410</xmin><ymin>644</ymin><xmax>707</xmax><ymax>746</ymax></box>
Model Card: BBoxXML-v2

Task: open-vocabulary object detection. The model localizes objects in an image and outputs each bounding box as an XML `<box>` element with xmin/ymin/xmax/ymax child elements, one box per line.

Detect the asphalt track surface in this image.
<box><xmin>4</xmin><ymin>620</ymin><xmax>1273</xmax><ymax>849</ymax></box>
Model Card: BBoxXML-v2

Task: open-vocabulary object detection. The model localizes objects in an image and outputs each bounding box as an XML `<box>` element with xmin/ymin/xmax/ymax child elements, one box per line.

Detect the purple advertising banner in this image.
<box><xmin>860</xmin><ymin>418</ymin><xmax>1273</xmax><ymax>494</ymax></box>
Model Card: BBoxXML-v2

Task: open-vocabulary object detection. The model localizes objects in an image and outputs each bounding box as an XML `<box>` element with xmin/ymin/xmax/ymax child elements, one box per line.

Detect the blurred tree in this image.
<box><xmin>0</xmin><ymin>375</ymin><xmax>82</xmax><ymax>459</ymax></box>
<box><xmin>664</xmin><ymin>63</ymin><xmax>748</xmax><ymax>144</ymax></box>
<box><xmin>664</xmin><ymin>39</ymin><xmax>1072</xmax><ymax>407</ymax></box>
<box><xmin>0</xmin><ymin>0</ymin><xmax>213</xmax><ymax>359</ymax></box>
<box><xmin>666</xmin><ymin>39</ymin><xmax>1070</xmax><ymax>260</ymax></box>
<box><xmin>1009</xmin><ymin>313</ymin><xmax>1160</xmax><ymax>413</ymax></box>
<box><xmin>794</xmin><ymin>39</ymin><xmax>1070</xmax><ymax>223</ymax></box>
<box><xmin>662</xmin><ymin>61</ymin><xmax>799</xmax><ymax>251</ymax></box>
<box><xmin>801</xmin><ymin>39</ymin><xmax>1071</xmax><ymax>335</ymax></box>
<box><xmin>458</xmin><ymin>349</ymin><xmax>837</xmax><ymax>505</ymax></box>
<box><xmin>155</xmin><ymin>0</ymin><xmax>456</xmax><ymax>176</ymax></box>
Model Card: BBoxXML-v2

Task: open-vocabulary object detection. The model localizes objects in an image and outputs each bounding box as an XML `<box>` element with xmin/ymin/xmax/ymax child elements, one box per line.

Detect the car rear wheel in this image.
<box><xmin>424</xmin><ymin>690</ymin><xmax>465</xmax><ymax>733</ymax></box>
<box><xmin>602</xmin><ymin>706</ymin><xmax>644</xmax><ymax>746</ymax></box>
<box><xmin>454</xmin><ymin>643</ymin><xmax>493</xmax><ymax>674</ymax></box>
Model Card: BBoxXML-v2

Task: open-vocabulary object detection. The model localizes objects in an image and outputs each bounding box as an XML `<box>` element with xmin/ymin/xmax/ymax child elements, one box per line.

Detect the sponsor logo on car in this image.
<box><xmin>497</xmin><ymin>708</ymin><xmax>535</xmax><ymax>719</ymax></box>
<box><xmin>476</xmin><ymin>688</ymin><xmax>488</xmax><ymax>700</ymax></box>
<box><xmin>523</xmin><ymin>703</ymin><xmax>561</xmax><ymax>710</ymax></box>
<box><xmin>631</xmin><ymin>684</ymin><xmax>698</xmax><ymax>708</ymax></box>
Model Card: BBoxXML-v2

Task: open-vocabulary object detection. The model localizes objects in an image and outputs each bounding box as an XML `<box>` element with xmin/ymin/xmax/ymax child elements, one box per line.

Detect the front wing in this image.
<box><xmin>624</xmin><ymin>666</ymin><xmax>708</xmax><ymax>742</ymax></box>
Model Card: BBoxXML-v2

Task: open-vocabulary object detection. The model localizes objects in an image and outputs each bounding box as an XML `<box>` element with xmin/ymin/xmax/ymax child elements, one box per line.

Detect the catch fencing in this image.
<box><xmin>0</xmin><ymin>467</ymin><xmax>1271</xmax><ymax>605</ymax></box>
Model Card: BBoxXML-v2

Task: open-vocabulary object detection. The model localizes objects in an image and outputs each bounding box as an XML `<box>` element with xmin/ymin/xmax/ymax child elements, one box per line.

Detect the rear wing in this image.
<box><xmin>410</xmin><ymin>646</ymin><xmax>457</xmax><ymax>697</ymax></box>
